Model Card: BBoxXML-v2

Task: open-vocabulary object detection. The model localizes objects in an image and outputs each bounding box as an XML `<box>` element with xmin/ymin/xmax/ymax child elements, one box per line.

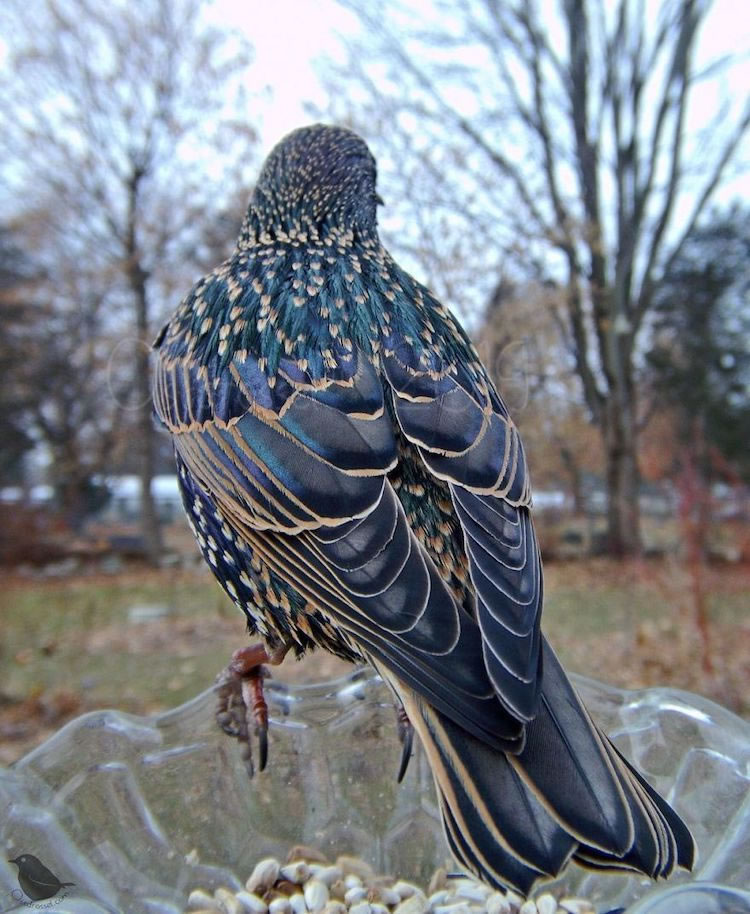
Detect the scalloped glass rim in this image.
<box><xmin>1</xmin><ymin>671</ymin><xmax>749</xmax><ymax>914</ymax></box>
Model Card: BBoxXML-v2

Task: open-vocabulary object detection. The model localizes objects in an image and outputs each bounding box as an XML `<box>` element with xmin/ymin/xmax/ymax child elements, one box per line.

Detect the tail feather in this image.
<box><xmin>574</xmin><ymin>740</ymin><xmax>665</xmax><ymax>878</ymax></box>
<box><xmin>441</xmin><ymin>787</ymin><xmax>546</xmax><ymax>894</ymax></box>
<box><xmin>509</xmin><ymin>643</ymin><xmax>635</xmax><ymax>856</ymax></box>
<box><xmin>381</xmin><ymin>645</ymin><xmax>695</xmax><ymax>895</ymax></box>
<box><xmin>420</xmin><ymin>697</ymin><xmax>578</xmax><ymax>878</ymax></box>
<box><xmin>603</xmin><ymin>740</ymin><xmax>673</xmax><ymax>877</ymax></box>
<box><xmin>610</xmin><ymin>743</ymin><xmax>696</xmax><ymax>871</ymax></box>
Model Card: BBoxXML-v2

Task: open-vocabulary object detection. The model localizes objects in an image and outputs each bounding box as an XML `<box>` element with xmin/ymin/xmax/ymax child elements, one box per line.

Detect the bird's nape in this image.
<box><xmin>240</xmin><ymin>124</ymin><xmax>380</xmax><ymax>247</ymax></box>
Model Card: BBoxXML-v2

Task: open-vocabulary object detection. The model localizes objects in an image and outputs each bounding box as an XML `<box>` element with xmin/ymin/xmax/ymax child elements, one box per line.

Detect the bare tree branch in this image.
<box><xmin>1</xmin><ymin>0</ymin><xmax>256</xmax><ymax>546</ymax></box>
<box><xmin>325</xmin><ymin>0</ymin><xmax>749</xmax><ymax>554</ymax></box>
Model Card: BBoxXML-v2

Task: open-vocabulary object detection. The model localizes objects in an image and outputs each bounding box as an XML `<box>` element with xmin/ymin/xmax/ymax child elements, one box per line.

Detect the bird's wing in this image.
<box><xmin>154</xmin><ymin>344</ymin><xmax>523</xmax><ymax>750</ymax></box>
<box><xmin>381</xmin><ymin>324</ymin><xmax>542</xmax><ymax>722</ymax></box>
<box><xmin>378</xmin><ymin>324</ymin><xmax>675</xmax><ymax>879</ymax></box>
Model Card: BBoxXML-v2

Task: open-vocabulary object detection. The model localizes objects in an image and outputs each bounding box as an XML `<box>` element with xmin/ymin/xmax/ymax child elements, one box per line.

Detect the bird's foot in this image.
<box><xmin>395</xmin><ymin>701</ymin><xmax>414</xmax><ymax>783</ymax></box>
<box><xmin>215</xmin><ymin>642</ymin><xmax>289</xmax><ymax>777</ymax></box>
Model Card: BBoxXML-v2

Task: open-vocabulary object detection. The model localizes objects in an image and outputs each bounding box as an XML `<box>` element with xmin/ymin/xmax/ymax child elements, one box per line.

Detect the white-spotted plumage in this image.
<box><xmin>153</xmin><ymin>124</ymin><xmax>694</xmax><ymax>896</ymax></box>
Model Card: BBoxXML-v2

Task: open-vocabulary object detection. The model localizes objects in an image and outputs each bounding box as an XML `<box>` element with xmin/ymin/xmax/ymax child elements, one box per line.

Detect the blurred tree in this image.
<box><xmin>648</xmin><ymin>207</ymin><xmax>750</xmax><ymax>480</ymax></box>
<box><xmin>325</xmin><ymin>0</ymin><xmax>750</xmax><ymax>554</ymax></box>
<box><xmin>0</xmin><ymin>230</ymin><xmax>39</xmax><ymax>484</ymax></box>
<box><xmin>0</xmin><ymin>0</ymin><xmax>255</xmax><ymax>558</ymax></box>
<box><xmin>645</xmin><ymin>208</ymin><xmax>750</xmax><ymax>674</ymax></box>
<box><xmin>478</xmin><ymin>277</ymin><xmax>602</xmax><ymax>510</ymax></box>
<box><xmin>638</xmin><ymin>410</ymin><xmax>680</xmax><ymax>483</ymax></box>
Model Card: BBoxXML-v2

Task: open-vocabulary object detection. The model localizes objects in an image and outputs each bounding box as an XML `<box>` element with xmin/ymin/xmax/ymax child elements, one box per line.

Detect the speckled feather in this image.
<box><xmin>153</xmin><ymin>125</ymin><xmax>694</xmax><ymax>895</ymax></box>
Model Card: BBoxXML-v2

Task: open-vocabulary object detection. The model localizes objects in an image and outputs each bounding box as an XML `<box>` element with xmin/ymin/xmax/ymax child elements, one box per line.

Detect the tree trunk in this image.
<box><xmin>58</xmin><ymin>476</ymin><xmax>86</xmax><ymax>533</ymax></box>
<box><xmin>559</xmin><ymin>444</ymin><xmax>584</xmax><ymax>516</ymax></box>
<box><xmin>127</xmin><ymin>165</ymin><xmax>162</xmax><ymax>564</ymax></box>
<box><xmin>677</xmin><ymin>417</ymin><xmax>713</xmax><ymax>675</ymax></box>
<box><xmin>135</xmin><ymin>331</ymin><xmax>162</xmax><ymax>563</ymax></box>
<box><xmin>602</xmin><ymin>399</ymin><xmax>641</xmax><ymax>556</ymax></box>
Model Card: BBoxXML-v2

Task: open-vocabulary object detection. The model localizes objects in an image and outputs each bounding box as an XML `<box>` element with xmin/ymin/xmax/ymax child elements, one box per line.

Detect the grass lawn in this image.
<box><xmin>1</xmin><ymin>556</ymin><xmax>748</xmax><ymax>765</ymax></box>
<box><xmin>542</xmin><ymin>558</ymin><xmax>749</xmax><ymax>713</ymax></box>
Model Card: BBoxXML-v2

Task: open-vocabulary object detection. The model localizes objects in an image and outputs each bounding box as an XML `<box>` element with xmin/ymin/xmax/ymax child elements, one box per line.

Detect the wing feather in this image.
<box><xmin>383</xmin><ymin>338</ymin><xmax>541</xmax><ymax>721</ymax></box>
<box><xmin>154</xmin><ymin>344</ymin><xmax>523</xmax><ymax>749</ymax></box>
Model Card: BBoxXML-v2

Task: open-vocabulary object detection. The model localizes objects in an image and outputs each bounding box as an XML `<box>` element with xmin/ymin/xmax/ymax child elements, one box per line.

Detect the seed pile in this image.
<box><xmin>184</xmin><ymin>848</ymin><xmax>595</xmax><ymax>914</ymax></box>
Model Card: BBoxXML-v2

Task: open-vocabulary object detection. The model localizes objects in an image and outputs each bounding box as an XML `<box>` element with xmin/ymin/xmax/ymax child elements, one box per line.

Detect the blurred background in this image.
<box><xmin>1</xmin><ymin>0</ymin><xmax>748</xmax><ymax>765</ymax></box>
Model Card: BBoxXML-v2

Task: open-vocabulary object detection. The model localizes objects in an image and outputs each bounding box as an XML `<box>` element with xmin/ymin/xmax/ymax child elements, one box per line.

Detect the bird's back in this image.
<box><xmin>153</xmin><ymin>124</ymin><xmax>695</xmax><ymax>896</ymax></box>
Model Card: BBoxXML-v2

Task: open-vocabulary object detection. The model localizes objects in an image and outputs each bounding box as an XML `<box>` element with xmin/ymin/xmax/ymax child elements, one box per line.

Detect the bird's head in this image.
<box><xmin>241</xmin><ymin>124</ymin><xmax>380</xmax><ymax>246</ymax></box>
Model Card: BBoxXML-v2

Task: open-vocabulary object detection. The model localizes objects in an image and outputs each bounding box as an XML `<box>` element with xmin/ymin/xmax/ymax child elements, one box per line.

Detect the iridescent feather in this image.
<box><xmin>153</xmin><ymin>124</ymin><xmax>694</xmax><ymax>895</ymax></box>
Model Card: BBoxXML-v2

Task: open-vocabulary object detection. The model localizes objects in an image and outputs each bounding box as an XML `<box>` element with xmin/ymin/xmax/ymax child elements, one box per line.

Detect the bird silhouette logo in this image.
<box><xmin>8</xmin><ymin>854</ymin><xmax>74</xmax><ymax>902</ymax></box>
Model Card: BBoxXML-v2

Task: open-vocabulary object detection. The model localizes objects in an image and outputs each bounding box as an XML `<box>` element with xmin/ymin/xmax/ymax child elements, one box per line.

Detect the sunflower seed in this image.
<box><xmin>427</xmin><ymin>891</ymin><xmax>451</xmax><ymax>910</ymax></box>
<box><xmin>535</xmin><ymin>895</ymin><xmax>557</xmax><ymax>914</ymax></box>
<box><xmin>369</xmin><ymin>886</ymin><xmax>401</xmax><ymax>907</ymax></box>
<box><xmin>281</xmin><ymin>862</ymin><xmax>311</xmax><ymax>885</ymax></box>
<box><xmin>485</xmin><ymin>894</ymin><xmax>510</xmax><ymax>914</ymax></box>
<box><xmin>215</xmin><ymin>887</ymin><xmax>244</xmax><ymax>914</ymax></box>
<box><xmin>456</xmin><ymin>885</ymin><xmax>489</xmax><ymax>903</ymax></box>
<box><xmin>433</xmin><ymin>903</ymin><xmax>472</xmax><ymax>914</ymax></box>
<box><xmin>182</xmin><ymin>849</ymin><xmax>600</xmax><ymax>914</ymax></box>
<box><xmin>289</xmin><ymin>894</ymin><xmax>308</xmax><ymax>914</ymax></box>
<box><xmin>236</xmin><ymin>891</ymin><xmax>270</xmax><ymax>914</ymax></box>
<box><xmin>349</xmin><ymin>903</ymin><xmax>372</xmax><ymax>914</ymax></box>
<box><xmin>427</xmin><ymin>870</ymin><xmax>447</xmax><ymax>896</ymax></box>
<box><xmin>330</xmin><ymin>880</ymin><xmax>348</xmax><ymax>901</ymax></box>
<box><xmin>394</xmin><ymin>893</ymin><xmax>428</xmax><ymax>914</ymax></box>
<box><xmin>322</xmin><ymin>904</ymin><xmax>348</xmax><ymax>914</ymax></box>
<box><xmin>269</xmin><ymin>899</ymin><xmax>292</xmax><ymax>914</ymax></box>
<box><xmin>312</xmin><ymin>865</ymin><xmax>344</xmax><ymax>886</ymax></box>
<box><xmin>247</xmin><ymin>859</ymin><xmax>281</xmax><ymax>893</ymax></box>
<box><xmin>392</xmin><ymin>882</ymin><xmax>421</xmax><ymax>901</ymax></box>
<box><xmin>305</xmin><ymin>879</ymin><xmax>330</xmax><ymax>912</ymax></box>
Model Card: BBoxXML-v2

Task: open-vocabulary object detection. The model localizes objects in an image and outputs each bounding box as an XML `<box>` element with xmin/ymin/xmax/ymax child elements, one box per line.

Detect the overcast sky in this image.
<box><xmin>2</xmin><ymin>0</ymin><xmax>746</xmax><ymax>194</ymax></box>
<box><xmin>215</xmin><ymin>0</ymin><xmax>750</xmax><ymax>203</ymax></box>
<box><xmin>210</xmin><ymin>0</ymin><xmax>356</xmax><ymax>152</ymax></box>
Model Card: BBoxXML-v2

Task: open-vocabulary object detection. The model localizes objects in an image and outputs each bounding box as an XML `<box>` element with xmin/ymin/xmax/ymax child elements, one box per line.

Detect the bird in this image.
<box><xmin>152</xmin><ymin>123</ymin><xmax>695</xmax><ymax>896</ymax></box>
<box><xmin>8</xmin><ymin>854</ymin><xmax>74</xmax><ymax>901</ymax></box>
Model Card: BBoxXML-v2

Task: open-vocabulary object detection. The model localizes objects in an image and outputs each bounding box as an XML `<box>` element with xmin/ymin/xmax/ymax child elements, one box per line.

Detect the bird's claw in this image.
<box><xmin>257</xmin><ymin>724</ymin><xmax>268</xmax><ymax>772</ymax></box>
<box><xmin>215</xmin><ymin>645</ymin><xmax>273</xmax><ymax>777</ymax></box>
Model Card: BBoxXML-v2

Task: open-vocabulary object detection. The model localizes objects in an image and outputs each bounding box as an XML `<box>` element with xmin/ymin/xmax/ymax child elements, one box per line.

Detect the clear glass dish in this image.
<box><xmin>1</xmin><ymin>671</ymin><xmax>749</xmax><ymax>913</ymax></box>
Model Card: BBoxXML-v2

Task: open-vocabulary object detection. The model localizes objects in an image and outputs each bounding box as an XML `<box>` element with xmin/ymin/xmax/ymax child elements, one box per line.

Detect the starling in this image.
<box><xmin>153</xmin><ymin>124</ymin><xmax>695</xmax><ymax>895</ymax></box>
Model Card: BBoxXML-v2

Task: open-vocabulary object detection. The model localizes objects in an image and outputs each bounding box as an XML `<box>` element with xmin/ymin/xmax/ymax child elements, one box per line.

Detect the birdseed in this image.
<box><xmin>183</xmin><ymin>849</ymin><xmax>595</xmax><ymax>914</ymax></box>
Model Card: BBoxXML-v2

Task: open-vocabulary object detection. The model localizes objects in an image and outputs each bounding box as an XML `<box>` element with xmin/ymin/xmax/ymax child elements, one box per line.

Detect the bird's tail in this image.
<box><xmin>386</xmin><ymin>641</ymin><xmax>694</xmax><ymax>896</ymax></box>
